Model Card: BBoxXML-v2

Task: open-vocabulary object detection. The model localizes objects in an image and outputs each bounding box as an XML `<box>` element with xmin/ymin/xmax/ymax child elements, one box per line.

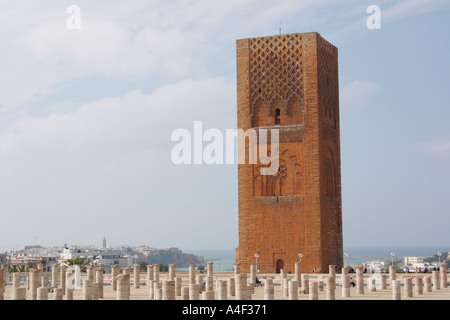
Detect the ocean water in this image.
<box><xmin>181</xmin><ymin>246</ymin><xmax>449</xmax><ymax>271</ymax></box>
<box><xmin>179</xmin><ymin>249</ymin><xmax>236</xmax><ymax>272</ymax></box>
<box><xmin>343</xmin><ymin>245</ymin><xmax>449</xmax><ymax>266</ymax></box>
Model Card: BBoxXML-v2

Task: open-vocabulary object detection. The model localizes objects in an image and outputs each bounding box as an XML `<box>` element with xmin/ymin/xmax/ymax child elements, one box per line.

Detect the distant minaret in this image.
<box><xmin>103</xmin><ymin>237</ymin><xmax>107</xmax><ymax>248</ymax></box>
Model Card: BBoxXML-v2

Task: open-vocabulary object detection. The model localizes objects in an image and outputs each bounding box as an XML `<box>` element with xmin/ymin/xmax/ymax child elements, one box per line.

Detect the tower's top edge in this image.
<box><xmin>237</xmin><ymin>32</ymin><xmax>319</xmax><ymax>42</ymax></box>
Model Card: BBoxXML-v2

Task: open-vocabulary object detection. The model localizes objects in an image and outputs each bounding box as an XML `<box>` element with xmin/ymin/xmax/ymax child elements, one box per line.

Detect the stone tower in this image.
<box><xmin>236</xmin><ymin>32</ymin><xmax>343</xmax><ymax>274</ymax></box>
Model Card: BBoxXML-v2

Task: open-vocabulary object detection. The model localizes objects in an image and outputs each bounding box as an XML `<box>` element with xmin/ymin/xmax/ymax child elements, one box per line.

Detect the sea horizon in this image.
<box><xmin>181</xmin><ymin>245</ymin><xmax>449</xmax><ymax>271</ymax></box>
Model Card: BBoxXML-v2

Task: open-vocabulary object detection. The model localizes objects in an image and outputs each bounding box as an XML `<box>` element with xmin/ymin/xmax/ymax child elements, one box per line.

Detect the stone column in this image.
<box><xmin>148</xmin><ymin>280</ymin><xmax>155</xmax><ymax>299</ymax></box>
<box><xmin>189</xmin><ymin>283</ymin><xmax>199</xmax><ymax>300</ymax></box>
<box><xmin>246</xmin><ymin>284</ymin><xmax>253</xmax><ymax>300</ymax></box>
<box><xmin>197</xmin><ymin>274</ymin><xmax>205</xmax><ymax>293</ymax></box>
<box><xmin>280</xmin><ymin>269</ymin><xmax>287</xmax><ymax>293</ymax></box>
<box><xmin>389</xmin><ymin>265</ymin><xmax>396</xmax><ymax>287</ymax></box>
<box><xmin>12</xmin><ymin>287</ymin><xmax>26</xmax><ymax>300</ymax></box>
<box><xmin>51</xmin><ymin>265</ymin><xmax>59</xmax><ymax>288</ymax></box>
<box><xmin>227</xmin><ymin>277</ymin><xmax>235</xmax><ymax>297</ymax></box>
<box><xmin>93</xmin><ymin>267</ymin><xmax>97</xmax><ymax>284</ymax></box>
<box><xmin>217</xmin><ymin>280</ymin><xmax>227</xmax><ymax>300</ymax></box>
<box><xmin>189</xmin><ymin>265</ymin><xmax>196</xmax><ymax>285</ymax></box>
<box><xmin>111</xmin><ymin>265</ymin><xmax>119</xmax><ymax>291</ymax></box>
<box><xmin>356</xmin><ymin>266</ymin><xmax>364</xmax><ymax>294</ymax></box>
<box><xmin>414</xmin><ymin>277</ymin><xmax>423</xmax><ymax>295</ymax></box>
<box><xmin>205</xmin><ymin>276</ymin><xmax>214</xmax><ymax>292</ymax></box>
<box><xmin>29</xmin><ymin>269</ymin><xmax>40</xmax><ymax>300</ymax></box>
<box><xmin>41</xmin><ymin>275</ymin><xmax>48</xmax><ymax>288</ymax></box>
<box><xmin>404</xmin><ymin>277</ymin><xmax>413</xmax><ymax>298</ymax></box>
<box><xmin>342</xmin><ymin>274</ymin><xmax>350</xmax><ymax>298</ymax></box>
<box><xmin>181</xmin><ymin>286</ymin><xmax>189</xmax><ymax>300</ymax></box>
<box><xmin>294</xmin><ymin>262</ymin><xmax>302</xmax><ymax>285</ymax></box>
<box><xmin>37</xmin><ymin>264</ymin><xmax>43</xmax><ymax>286</ymax></box>
<box><xmin>92</xmin><ymin>283</ymin><xmax>99</xmax><ymax>300</ymax></box>
<box><xmin>133</xmin><ymin>264</ymin><xmax>141</xmax><ymax>289</ymax></box>
<box><xmin>123</xmin><ymin>268</ymin><xmax>131</xmax><ymax>296</ymax></box>
<box><xmin>234</xmin><ymin>264</ymin><xmax>240</xmax><ymax>275</ymax></box>
<box><xmin>432</xmin><ymin>271</ymin><xmax>440</xmax><ymax>290</ymax></box>
<box><xmin>309</xmin><ymin>281</ymin><xmax>319</xmax><ymax>300</ymax></box>
<box><xmin>65</xmin><ymin>288</ymin><xmax>73</xmax><ymax>300</ymax></box>
<box><xmin>86</xmin><ymin>266</ymin><xmax>94</xmax><ymax>282</ymax></box>
<box><xmin>318</xmin><ymin>280</ymin><xmax>324</xmax><ymax>292</ymax></box>
<box><xmin>235</xmin><ymin>274</ymin><xmax>247</xmax><ymax>300</ymax></box>
<box><xmin>116</xmin><ymin>275</ymin><xmax>130</xmax><ymax>300</ymax></box>
<box><xmin>83</xmin><ymin>279</ymin><xmax>93</xmax><ymax>300</ymax></box>
<box><xmin>175</xmin><ymin>277</ymin><xmax>182</xmax><ymax>296</ymax></box>
<box><xmin>95</xmin><ymin>268</ymin><xmax>104</xmax><ymax>298</ymax></box>
<box><xmin>153</xmin><ymin>264</ymin><xmax>160</xmax><ymax>283</ymax></box>
<box><xmin>283</xmin><ymin>278</ymin><xmax>290</xmax><ymax>298</ymax></box>
<box><xmin>301</xmin><ymin>274</ymin><xmax>309</xmax><ymax>294</ymax></box>
<box><xmin>162</xmin><ymin>280</ymin><xmax>176</xmax><ymax>300</ymax></box>
<box><xmin>368</xmin><ymin>277</ymin><xmax>377</xmax><ymax>292</ymax></box>
<box><xmin>380</xmin><ymin>275</ymin><xmax>387</xmax><ymax>290</ymax></box>
<box><xmin>13</xmin><ymin>273</ymin><xmax>20</xmax><ymax>288</ymax></box>
<box><xmin>60</xmin><ymin>266</ymin><xmax>67</xmax><ymax>294</ymax></box>
<box><xmin>202</xmin><ymin>290</ymin><xmax>215</xmax><ymax>300</ymax></box>
<box><xmin>65</xmin><ymin>268</ymin><xmax>75</xmax><ymax>293</ymax></box>
<box><xmin>53</xmin><ymin>288</ymin><xmax>63</xmax><ymax>300</ymax></box>
<box><xmin>74</xmin><ymin>265</ymin><xmax>82</xmax><ymax>289</ymax></box>
<box><xmin>250</xmin><ymin>264</ymin><xmax>257</xmax><ymax>287</ymax></box>
<box><xmin>288</xmin><ymin>280</ymin><xmax>298</xmax><ymax>300</ymax></box>
<box><xmin>424</xmin><ymin>276</ymin><xmax>432</xmax><ymax>293</ymax></box>
<box><xmin>440</xmin><ymin>264</ymin><xmax>448</xmax><ymax>288</ymax></box>
<box><xmin>329</xmin><ymin>265</ymin><xmax>336</xmax><ymax>278</ymax></box>
<box><xmin>0</xmin><ymin>266</ymin><xmax>5</xmax><ymax>294</ymax></box>
<box><xmin>147</xmin><ymin>265</ymin><xmax>154</xmax><ymax>286</ymax></box>
<box><xmin>155</xmin><ymin>281</ymin><xmax>163</xmax><ymax>300</ymax></box>
<box><xmin>207</xmin><ymin>262</ymin><xmax>214</xmax><ymax>277</ymax></box>
<box><xmin>264</xmin><ymin>284</ymin><xmax>274</xmax><ymax>300</ymax></box>
<box><xmin>326</xmin><ymin>276</ymin><xmax>335</xmax><ymax>300</ymax></box>
<box><xmin>37</xmin><ymin>287</ymin><xmax>48</xmax><ymax>300</ymax></box>
<box><xmin>392</xmin><ymin>280</ymin><xmax>401</xmax><ymax>300</ymax></box>
<box><xmin>168</xmin><ymin>264</ymin><xmax>176</xmax><ymax>281</ymax></box>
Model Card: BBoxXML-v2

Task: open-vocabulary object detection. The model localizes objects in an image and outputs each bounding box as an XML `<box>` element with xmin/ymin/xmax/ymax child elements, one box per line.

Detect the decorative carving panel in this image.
<box><xmin>249</xmin><ymin>34</ymin><xmax>304</xmax><ymax>119</ymax></box>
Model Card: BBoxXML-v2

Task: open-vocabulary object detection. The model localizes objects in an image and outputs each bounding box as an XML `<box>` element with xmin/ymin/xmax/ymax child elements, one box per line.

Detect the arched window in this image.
<box><xmin>276</xmin><ymin>259</ymin><xmax>284</xmax><ymax>273</ymax></box>
<box><xmin>275</xmin><ymin>108</ymin><xmax>281</xmax><ymax>125</ymax></box>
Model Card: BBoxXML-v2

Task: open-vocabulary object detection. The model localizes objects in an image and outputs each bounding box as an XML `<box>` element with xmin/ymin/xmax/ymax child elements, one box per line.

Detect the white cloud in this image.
<box><xmin>340</xmin><ymin>80</ymin><xmax>380</xmax><ymax>109</ymax></box>
<box><xmin>0</xmin><ymin>0</ymin><xmax>351</xmax><ymax>112</ymax></box>
<box><xmin>415</xmin><ymin>138</ymin><xmax>450</xmax><ymax>157</ymax></box>
<box><xmin>0</xmin><ymin>77</ymin><xmax>236</xmax><ymax>157</ymax></box>
<box><xmin>382</xmin><ymin>0</ymin><xmax>449</xmax><ymax>23</ymax></box>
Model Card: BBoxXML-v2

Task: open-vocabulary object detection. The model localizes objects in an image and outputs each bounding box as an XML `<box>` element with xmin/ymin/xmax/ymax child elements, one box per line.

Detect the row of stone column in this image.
<box><xmin>5</xmin><ymin>265</ymin><xmax>106</xmax><ymax>300</ymax></box>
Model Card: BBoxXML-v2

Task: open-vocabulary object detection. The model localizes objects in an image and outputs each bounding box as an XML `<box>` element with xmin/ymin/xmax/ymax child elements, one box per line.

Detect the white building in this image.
<box><xmin>404</xmin><ymin>256</ymin><xmax>425</xmax><ymax>266</ymax></box>
<box><xmin>363</xmin><ymin>260</ymin><xmax>388</xmax><ymax>273</ymax></box>
<box><xmin>60</xmin><ymin>247</ymin><xmax>129</xmax><ymax>272</ymax></box>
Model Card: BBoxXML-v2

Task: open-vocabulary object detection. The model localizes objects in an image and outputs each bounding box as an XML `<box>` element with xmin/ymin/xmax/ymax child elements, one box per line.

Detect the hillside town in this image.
<box><xmin>0</xmin><ymin>238</ymin><xmax>206</xmax><ymax>273</ymax></box>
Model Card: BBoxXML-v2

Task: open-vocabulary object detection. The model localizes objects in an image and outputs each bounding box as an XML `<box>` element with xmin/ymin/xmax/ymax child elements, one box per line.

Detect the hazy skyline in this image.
<box><xmin>0</xmin><ymin>0</ymin><xmax>449</xmax><ymax>252</ymax></box>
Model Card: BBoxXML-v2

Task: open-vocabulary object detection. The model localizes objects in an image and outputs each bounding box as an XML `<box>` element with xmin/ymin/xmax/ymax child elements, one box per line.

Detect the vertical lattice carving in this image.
<box><xmin>249</xmin><ymin>34</ymin><xmax>304</xmax><ymax>117</ymax></box>
<box><xmin>319</xmin><ymin>37</ymin><xmax>338</xmax><ymax>129</ymax></box>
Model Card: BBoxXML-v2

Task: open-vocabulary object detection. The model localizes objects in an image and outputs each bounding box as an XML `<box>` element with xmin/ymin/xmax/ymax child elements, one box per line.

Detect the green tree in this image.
<box><xmin>62</xmin><ymin>257</ymin><xmax>91</xmax><ymax>272</ymax></box>
<box><xmin>9</xmin><ymin>265</ymin><xmax>28</xmax><ymax>273</ymax></box>
<box><xmin>139</xmin><ymin>261</ymin><xmax>148</xmax><ymax>272</ymax></box>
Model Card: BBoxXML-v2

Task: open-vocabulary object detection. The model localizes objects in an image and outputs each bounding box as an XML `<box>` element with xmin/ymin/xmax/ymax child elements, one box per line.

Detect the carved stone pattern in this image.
<box><xmin>319</xmin><ymin>37</ymin><xmax>338</xmax><ymax>129</ymax></box>
<box><xmin>254</xmin><ymin>149</ymin><xmax>303</xmax><ymax>196</ymax></box>
<box><xmin>249</xmin><ymin>34</ymin><xmax>304</xmax><ymax>116</ymax></box>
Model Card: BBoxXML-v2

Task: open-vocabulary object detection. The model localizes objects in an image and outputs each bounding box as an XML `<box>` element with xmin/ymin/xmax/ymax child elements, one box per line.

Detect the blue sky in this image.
<box><xmin>0</xmin><ymin>0</ymin><xmax>449</xmax><ymax>252</ymax></box>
